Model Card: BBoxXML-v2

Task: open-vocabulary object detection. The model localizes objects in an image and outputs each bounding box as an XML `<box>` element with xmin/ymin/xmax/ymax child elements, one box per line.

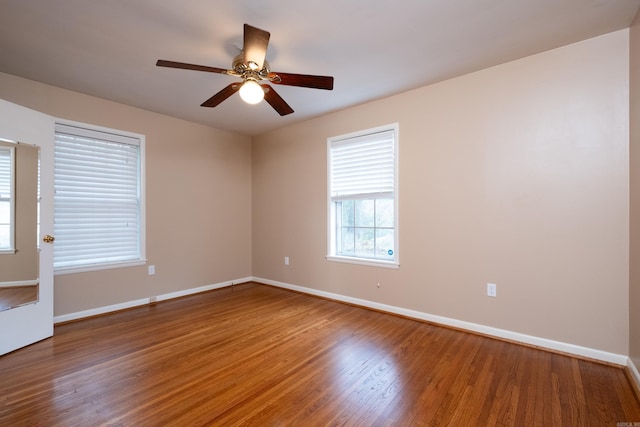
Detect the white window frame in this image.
<box><xmin>326</xmin><ymin>123</ymin><xmax>399</xmax><ymax>269</ymax></box>
<box><xmin>0</xmin><ymin>145</ymin><xmax>16</xmax><ymax>254</ymax></box>
<box><xmin>54</xmin><ymin>120</ymin><xmax>146</xmax><ymax>275</ymax></box>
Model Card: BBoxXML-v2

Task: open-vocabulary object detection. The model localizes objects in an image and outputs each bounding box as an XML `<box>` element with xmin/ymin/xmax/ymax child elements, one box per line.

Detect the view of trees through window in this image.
<box><xmin>336</xmin><ymin>198</ymin><xmax>394</xmax><ymax>260</ymax></box>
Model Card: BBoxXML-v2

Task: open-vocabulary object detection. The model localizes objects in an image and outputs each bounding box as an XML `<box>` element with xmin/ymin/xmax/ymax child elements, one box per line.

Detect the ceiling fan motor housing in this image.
<box><xmin>232</xmin><ymin>54</ymin><xmax>270</xmax><ymax>80</ymax></box>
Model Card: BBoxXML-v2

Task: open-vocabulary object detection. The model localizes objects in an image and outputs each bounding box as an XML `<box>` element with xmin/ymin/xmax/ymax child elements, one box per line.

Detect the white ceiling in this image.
<box><xmin>1</xmin><ymin>0</ymin><xmax>639</xmax><ymax>136</ymax></box>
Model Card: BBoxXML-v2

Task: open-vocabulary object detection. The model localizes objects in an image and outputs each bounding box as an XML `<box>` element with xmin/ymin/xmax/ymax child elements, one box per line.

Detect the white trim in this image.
<box><xmin>325</xmin><ymin>255</ymin><xmax>399</xmax><ymax>269</ymax></box>
<box><xmin>53</xmin><ymin>277</ymin><xmax>253</xmax><ymax>324</ymax></box>
<box><xmin>53</xmin><ymin>296</ymin><xmax>151</xmax><ymax>324</ymax></box>
<box><xmin>628</xmin><ymin>357</ymin><xmax>640</xmax><ymax>392</ymax></box>
<box><xmin>0</xmin><ymin>279</ymin><xmax>38</xmax><ymax>288</ymax></box>
<box><xmin>254</xmin><ymin>276</ymin><xmax>629</xmax><ymax>366</ymax></box>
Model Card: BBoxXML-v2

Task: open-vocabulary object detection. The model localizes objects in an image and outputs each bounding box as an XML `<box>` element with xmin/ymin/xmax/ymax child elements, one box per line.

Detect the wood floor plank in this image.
<box><xmin>1</xmin><ymin>282</ymin><xmax>638</xmax><ymax>425</ymax></box>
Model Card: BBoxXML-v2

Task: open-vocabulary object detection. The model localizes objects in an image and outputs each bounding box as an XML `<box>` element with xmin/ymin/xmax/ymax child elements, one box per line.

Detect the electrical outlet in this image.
<box><xmin>487</xmin><ymin>283</ymin><xmax>497</xmax><ymax>297</ymax></box>
<box><xmin>284</xmin><ymin>256</ymin><xmax>289</xmax><ymax>266</ymax></box>
<box><xmin>148</xmin><ymin>265</ymin><xmax>155</xmax><ymax>275</ymax></box>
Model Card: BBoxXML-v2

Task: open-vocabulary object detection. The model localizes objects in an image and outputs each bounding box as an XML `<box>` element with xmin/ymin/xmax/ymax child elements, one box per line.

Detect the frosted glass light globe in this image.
<box><xmin>239</xmin><ymin>80</ymin><xmax>264</xmax><ymax>104</ymax></box>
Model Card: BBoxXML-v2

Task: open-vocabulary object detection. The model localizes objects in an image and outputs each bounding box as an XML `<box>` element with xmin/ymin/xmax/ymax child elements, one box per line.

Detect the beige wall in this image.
<box><xmin>0</xmin><ymin>141</ymin><xmax>38</xmax><ymax>283</ymax></box>
<box><xmin>630</xmin><ymin>11</ymin><xmax>640</xmax><ymax>369</ymax></box>
<box><xmin>0</xmin><ymin>72</ymin><xmax>253</xmax><ymax>316</ymax></box>
<box><xmin>252</xmin><ymin>30</ymin><xmax>630</xmax><ymax>354</ymax></box>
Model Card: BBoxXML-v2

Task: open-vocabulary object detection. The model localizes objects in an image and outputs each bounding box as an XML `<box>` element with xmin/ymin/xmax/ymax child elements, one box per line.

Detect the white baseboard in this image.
<box><xmin>53</xmin><ymin>277</ymin><xmax>253</xmax><ymax>324</ymax></box>
<box><xmin>254</xmin><ymin>277</ymin><xmax>629</xmax><ymax>367</ymax></box>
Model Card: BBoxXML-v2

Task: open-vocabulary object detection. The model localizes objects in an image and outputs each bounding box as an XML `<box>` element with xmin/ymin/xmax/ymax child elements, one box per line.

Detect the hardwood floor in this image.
<box><xmin>1</xmin><ymin>282</ymin><xmax>638</xmax><ymax>426</ymax></box>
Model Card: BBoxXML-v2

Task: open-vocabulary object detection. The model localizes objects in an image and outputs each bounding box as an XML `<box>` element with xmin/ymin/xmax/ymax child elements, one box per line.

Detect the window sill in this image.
<box><xmin>326</xmin><ymin>255</ymin><xmax>399</xmax><ymax>269</ymax></box>
<box><xmin>55</xmin><ymin>259</ymin><xmax>147</xmax><ymax>276</ymax></box>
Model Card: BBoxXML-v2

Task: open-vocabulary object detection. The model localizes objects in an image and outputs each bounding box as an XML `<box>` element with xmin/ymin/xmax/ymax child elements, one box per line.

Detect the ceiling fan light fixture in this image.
<box><xmin>157</xmin><ymin>24</ymin><xmax>333</xmax><ymax>115</ymax></box>
<box><xmin>239</xmin><ymin>79</ymin><xmax>264</xmax><ymax>104</ymax></box>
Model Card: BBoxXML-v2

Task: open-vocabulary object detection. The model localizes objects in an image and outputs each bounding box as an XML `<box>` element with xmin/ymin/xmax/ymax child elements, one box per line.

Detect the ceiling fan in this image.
<box><xmin>156</xmin><ymin>24</ymin><xmax>334</xmax><ymax>116</ymax></box>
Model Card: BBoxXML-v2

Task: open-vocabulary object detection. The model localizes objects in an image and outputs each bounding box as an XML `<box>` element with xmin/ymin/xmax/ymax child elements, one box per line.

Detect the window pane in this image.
<box><xmin>0</xmin><ymin>224</ymin><xmax>9</xmax><ymax>248</ymax></box>
<box><xmin>375</xmin><ymin>228</ymin><xmax>395</xmax><ymax>259</ymax></box>
<box><xmin>0</xmin><ymin>201</ymin><xmax>8</xmax><ymax>223</ymax></box>
<box><xmin>340</xmin><ymin>200</ymin><xmax>354</xmax><ymax>227</ymax></box>
<box><xmin>375</xmin><ymin>198</ymin><xmax>394</xmax><ymax>228</ymax></box>
<box><xmin>355</xmin><ymin>227</ymin><xmax>375</xmax><ymax>257</ymax></box>
<box><xmin>355</xmin><ymin>199</ymin><xmax>374</xmax><ymax>227</ymax></box>
<box><xmin>339</xmin><ymin>226</ymin><xmax>355</xmax><ymax>255</ymax></box>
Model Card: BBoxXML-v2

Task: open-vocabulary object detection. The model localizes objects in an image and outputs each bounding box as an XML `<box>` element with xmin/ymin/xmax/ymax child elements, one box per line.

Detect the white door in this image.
<box><xmin>0</xmin><ymin>99</ymin><xmax>54</xmax><ymax>355</ymax></box>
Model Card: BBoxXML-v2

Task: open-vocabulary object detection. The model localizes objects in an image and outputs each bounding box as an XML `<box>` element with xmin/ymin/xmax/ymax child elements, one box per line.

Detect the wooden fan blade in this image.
<box><xmin>261</xmin><ymin>84</ymin><xmax>294</xmax><ymax>116</ymax></box>
<box><xmin>156</xmin><ymin>59</ymin><xmax>231</xmax><ymax>75</ymax></box>
<box><xmin>201</xmin><ymin>83</ymin><xmax>241</xmax><ymax>107</ymax></box>
<box><xmin>268</xmin><ymin>72</ymin><xmax>334</xmax><ymax>90</ymax></box>
<box><xmin>243</xmin><ymin>24</ymin><xmax>270</xmax><ymax>70</ymax></box>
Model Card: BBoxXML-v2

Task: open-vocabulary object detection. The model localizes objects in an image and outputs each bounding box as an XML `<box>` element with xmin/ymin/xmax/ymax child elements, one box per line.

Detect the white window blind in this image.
<box><xmin>330</xmin><ymin>129</ymin><xmax>395</xmax><ymax>200</ymax></box>
<box><xmin>0</xmin><ymin>147</ymin><xmax>14</xmax><ymax>250</ymax></box>
<box><xmin>54</xmin><ymin>123</ymin><xmax>142</xmax><ymax>270</ymax></box>
<box><xmin>0</xmin><ymin>148</ymin><xmax>10</xmax><ymax>197</ymax></box>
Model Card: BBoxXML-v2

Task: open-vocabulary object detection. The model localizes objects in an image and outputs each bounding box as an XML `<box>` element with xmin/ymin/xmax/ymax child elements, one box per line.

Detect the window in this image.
<box><xmin>0</xmin><ymin>146</ymin><xmax>15</xmax><ymax>252</ymax></box>
<box><xmin>327</xmin><ymin>124</ymin><xmax>398</xmax><ymax>268</ymax></box>
<box><xmin>54</xmin><ymin>122</ymin><xmax>145</xmax><ymax>273</ymax></box>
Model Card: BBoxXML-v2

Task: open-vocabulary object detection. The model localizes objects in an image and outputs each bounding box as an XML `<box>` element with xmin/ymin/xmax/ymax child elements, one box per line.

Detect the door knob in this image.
<box><xmin>43</xmin><ymin>235</ymin><xmax>55</xmax><ymax>244</ymax></box>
